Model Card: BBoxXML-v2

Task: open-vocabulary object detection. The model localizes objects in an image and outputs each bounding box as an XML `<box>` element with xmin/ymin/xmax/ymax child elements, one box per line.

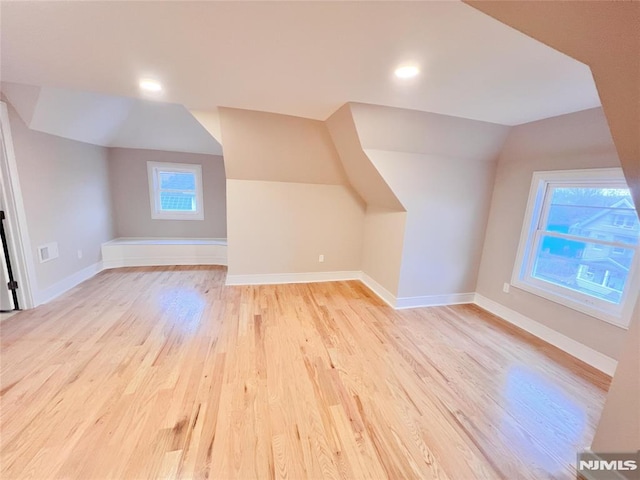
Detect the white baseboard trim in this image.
<box><xmin>358</xmin><ymin>274</ymin><xmax>474</xmax><ymax>310</ymax></box>
<box><xmin>396</xmin><ymin>292</ymin><xmax>475</xmax><ymax>310</ymax></box>
<box><xmin>358</xmin><ymin>272</ymin><xmax>397</xmax><ymax>308</ymax></box>
<box><xmin>35</xmin><ymin>261</ymin><xmax>103</xmax><ymax>306</ymax></box>
<box><xmin>226</xmin><ymin>271</ymin><xmax>361</xmax><ymax>286</ymax></box>
<box><xmin>103</xmin><ymin>256</ymin><xmax>228</xmax><ymax>269</ymax></box>
<box><xmin>474</xmin><ymin>293</ymin><xmax>618</xmax><ymax>376</ymax></box>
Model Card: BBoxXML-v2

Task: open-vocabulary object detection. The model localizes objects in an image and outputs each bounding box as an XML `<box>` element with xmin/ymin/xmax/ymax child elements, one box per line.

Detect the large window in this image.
<box><xmin>512</xmin><ymin>168</ymin><xmax>640</xmax><ymax>328</ymax></box>
<box><xmin>147</xmin><ymin>162</ymin><xmax>204</xmax><ymax>221</ymax></box>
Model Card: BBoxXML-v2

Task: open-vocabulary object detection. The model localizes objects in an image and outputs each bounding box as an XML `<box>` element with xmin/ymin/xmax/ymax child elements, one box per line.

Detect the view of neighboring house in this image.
<box><xmin>574</xmin><ymin>199</ymin><xmax>639</xmax><ymax>301</ymax></box>
<box><xmin>537</xmin><ymin>195</ymin><xmax>639</xmax><ymax>304</ymax></box>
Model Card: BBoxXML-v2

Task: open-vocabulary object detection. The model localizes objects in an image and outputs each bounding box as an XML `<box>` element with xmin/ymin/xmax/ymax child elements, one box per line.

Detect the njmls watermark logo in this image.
<box><xmin>577</xmin><ymin>450</ymin><xmax>640</xmax><ymax>480</ymax></box>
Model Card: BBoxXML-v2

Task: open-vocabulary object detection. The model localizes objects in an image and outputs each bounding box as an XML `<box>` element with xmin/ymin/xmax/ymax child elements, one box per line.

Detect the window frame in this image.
<box><xmin>511</xmin><ymin>168</ymin><xmax>640</xmax><ymax>329</ymax></box>
<box><xmin>147</xmin><ymin>161</ymin><xmax>204</xmax><ymax>221</ymax></box>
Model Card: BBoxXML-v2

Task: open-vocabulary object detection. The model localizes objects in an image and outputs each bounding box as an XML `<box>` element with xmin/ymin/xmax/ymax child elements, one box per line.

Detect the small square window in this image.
<box><xmin>147</xmin><ymin>162</ymin><xmax>204</xmax><ymax>221</ymax></box>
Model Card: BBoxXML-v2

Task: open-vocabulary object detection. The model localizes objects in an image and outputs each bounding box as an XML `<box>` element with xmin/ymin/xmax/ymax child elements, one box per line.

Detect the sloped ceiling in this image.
<box><xmin>326</xmin><ymin>104</ymin><xmax>404</xmax><ymax>211</ymax></box>
<box><xmin>1</xmin><ymin>83</ymin><xmax>222</xmax><ymax>155</ymax></box>
<box><xmin>465</xmin><ymin>0</ymin><xmax>640</xmax><ymax>209</ymax></box>
<box><xmin>219</xmin><ymin>107</ymin><xmax>347</xmax><ymax>186</ymax></box>
<box><xmin>350</xmin><ymin>103</ymin><xmax>510</xmax><ymax>159</ymax></box>
<box><xmin>1</xmin><ymin>1</ymin><xmax>599</xmax><ymax>126</ymax></box>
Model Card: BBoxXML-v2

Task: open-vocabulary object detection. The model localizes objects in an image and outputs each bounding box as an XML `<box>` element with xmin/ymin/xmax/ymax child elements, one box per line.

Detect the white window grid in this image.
<box><xmin>511</xmin><ymin>168</ymin><xmax>640</xmax><ymax>329</ymax></box>
<box><xmin>147</xmin><ymin>162</ymin><xmax>204</xmax><ymax>221</ymax></box>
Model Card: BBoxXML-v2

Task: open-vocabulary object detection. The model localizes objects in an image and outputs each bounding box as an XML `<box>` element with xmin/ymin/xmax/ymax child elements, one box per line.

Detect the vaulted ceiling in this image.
<box><xmin>1</xmin><ymin>0</ymin><xmax>599</xmax><ymax>140</ymax></box>
<box><xmin>1</xmin><ymin>82</ymin><xmax>223</xmax><ymax>155</ymax></box>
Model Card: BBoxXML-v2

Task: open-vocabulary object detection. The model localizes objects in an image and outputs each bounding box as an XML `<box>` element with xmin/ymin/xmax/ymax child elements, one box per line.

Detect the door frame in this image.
<box><xmin>0</xmin><ymin>101</ymin><xmax>36</xmax><ymax>309</ymax></box>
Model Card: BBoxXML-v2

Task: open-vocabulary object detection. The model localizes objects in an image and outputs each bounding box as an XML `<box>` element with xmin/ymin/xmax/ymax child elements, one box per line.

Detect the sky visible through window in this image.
<box><xmin>159</xmin><ymin>171</ymin><xmax>197</xmax><ymax>212</ymax></box>
<box><xmin>533</xmin><ymin>187</ymin><xmax>639</xmax><ymax>304</ymax></box>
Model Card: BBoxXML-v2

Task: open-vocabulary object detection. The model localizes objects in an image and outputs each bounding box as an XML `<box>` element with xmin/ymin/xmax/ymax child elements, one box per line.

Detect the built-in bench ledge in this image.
<box><xmin>102</xmin><ymin>237</ymin><xmax>227</xmax><ymax>269</ymax></box>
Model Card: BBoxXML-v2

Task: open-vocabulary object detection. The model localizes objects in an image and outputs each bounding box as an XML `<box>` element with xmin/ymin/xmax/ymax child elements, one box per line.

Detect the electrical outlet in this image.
<box><xmin>503</xmin><ymin>282</ymin><xmax>510</xmax><ymax>294</ymax></box>
<box><xmin>318</xmin><ymin>254</ymin><xmax>325</xmax><ymax>263</ymax></box>
<box><xmin>77</xmin><ymin>250</ymin><xmax>83</xmax><ymax>259</ymax></box>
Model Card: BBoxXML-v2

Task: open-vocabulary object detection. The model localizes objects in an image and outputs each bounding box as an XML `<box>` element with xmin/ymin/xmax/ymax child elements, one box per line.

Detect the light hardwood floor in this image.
<box><xmin>0</xmin><ymin>311</ymin><xmax>18</xmax><ymax>322</ymax></box>
<box><xmin>0</xmin><ymin>266</ymin><xmax>609</xmax><ymax>479</ymax></box>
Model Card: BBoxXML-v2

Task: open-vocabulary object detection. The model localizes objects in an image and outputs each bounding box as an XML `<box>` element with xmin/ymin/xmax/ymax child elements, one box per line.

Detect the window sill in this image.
<box><xmin>151</xmin><ymin>212</ymin><xmax>204</xmax><ymax>221</ymax></box>
<box><xmin>510</xmin><ymin>279</ymin><xmax>630</xmax><ymax>330</ymax></box>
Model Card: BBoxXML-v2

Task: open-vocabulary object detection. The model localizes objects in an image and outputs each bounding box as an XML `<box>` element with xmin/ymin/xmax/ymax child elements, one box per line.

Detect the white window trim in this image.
<box><xmin>511</xmin><ymin>167</ymin><xmax>640</xmax><ymax>329</ymax></box>
<box><xmin>147</xmin><ymin>161</ymin><xmax>204</xmax><ymax>221</ymax></box>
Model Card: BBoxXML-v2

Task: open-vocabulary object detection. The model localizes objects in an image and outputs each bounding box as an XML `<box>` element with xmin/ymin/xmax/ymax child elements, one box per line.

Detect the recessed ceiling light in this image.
<box><xmin>139</xmin><ymin>79</ymin><xmax>162</xmax><ymax>92</ymax></box>
<box><xmin>394</xmin><ymin>65</ymin><xmax>420</xmax><ymax>79</ymax></box>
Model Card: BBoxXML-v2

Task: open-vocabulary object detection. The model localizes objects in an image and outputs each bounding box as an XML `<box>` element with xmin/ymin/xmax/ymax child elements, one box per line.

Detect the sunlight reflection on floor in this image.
<box><xmin>500</xmin><ymin>366</ymin><xmax>587</xmax><ymax>475</ymax></box>
<box><xmin>157</xmin><ymin>287</ymin><xmax>206</xmax><ymax>334</ymax></box>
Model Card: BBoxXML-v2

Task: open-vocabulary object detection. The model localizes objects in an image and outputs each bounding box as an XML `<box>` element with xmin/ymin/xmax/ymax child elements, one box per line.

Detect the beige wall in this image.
<box><xmin>326</xmin><ymin>104</ymin><xmax>407</xmax><ymax>297</ymax></box>
<box><xmin>226</xmin><ymin>180</ymin><xmax>364</xmax><ymax>275</ymax></box>
<box><xmin>361</xmin><ymin>206</ymin><xmax>407</xmax><ymax>296</ymax></box>
<box><xmin>367</xmin><ymin>149</ymin><xmax>498</xmax><ymax>298</ymax></box>
<box><xmin>476</xmin><ymin>108</ymin><xmax>627</xmax><ymax>359</ymax></box>
<box><xmin>220</xmin><ymin>108</ymin><xmax>364</xmax><ymax>277</ymax></box>
<box><xmin>220</xmin><ymin>107</ymin><xmax>347</xmax><ymax>185</ymax></box>
<box><xmin>592</xmin><ymin>298</ymin><xmax>639</xmax><ymax>451</ymax></box>
<box><xmin>6</xmin><ymin>100</ymin><xmax>114</xmax><ymax>292</ymax></box>
<box><xmin>108</xmin><ymin>148</ymin><xmax>226</xmax><ymax>239</ymax></box>
<box><xmin>348</xmin><ymin>104</ymin><xmax>508</xmax><ymax>300</ymax></box>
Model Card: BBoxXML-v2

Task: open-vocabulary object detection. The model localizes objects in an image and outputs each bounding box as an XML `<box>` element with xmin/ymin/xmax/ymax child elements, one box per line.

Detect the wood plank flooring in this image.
<box><xmin>0</xmin><ymin>266</ymin><xmax>610</xmax><ymax>479</ymax></box>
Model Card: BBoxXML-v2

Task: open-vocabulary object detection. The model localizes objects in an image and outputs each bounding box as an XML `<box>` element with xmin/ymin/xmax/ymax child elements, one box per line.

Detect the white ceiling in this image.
<box><xmin>1</xmin><ymin>82</ymin><xmax>223</xmax><ymax>155</ymax></box>
<box><xmin>1</xmin><ymin>1</ymin><xmax>599</xmax><ymax>132</ymax></box>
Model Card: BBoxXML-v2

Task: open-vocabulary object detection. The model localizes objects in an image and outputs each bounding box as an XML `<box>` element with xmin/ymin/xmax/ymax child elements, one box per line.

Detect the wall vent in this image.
<box><xmin>38</xmin><ymin>242</ymin><xmax>59</xmax><ymax>264</ymax></box>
